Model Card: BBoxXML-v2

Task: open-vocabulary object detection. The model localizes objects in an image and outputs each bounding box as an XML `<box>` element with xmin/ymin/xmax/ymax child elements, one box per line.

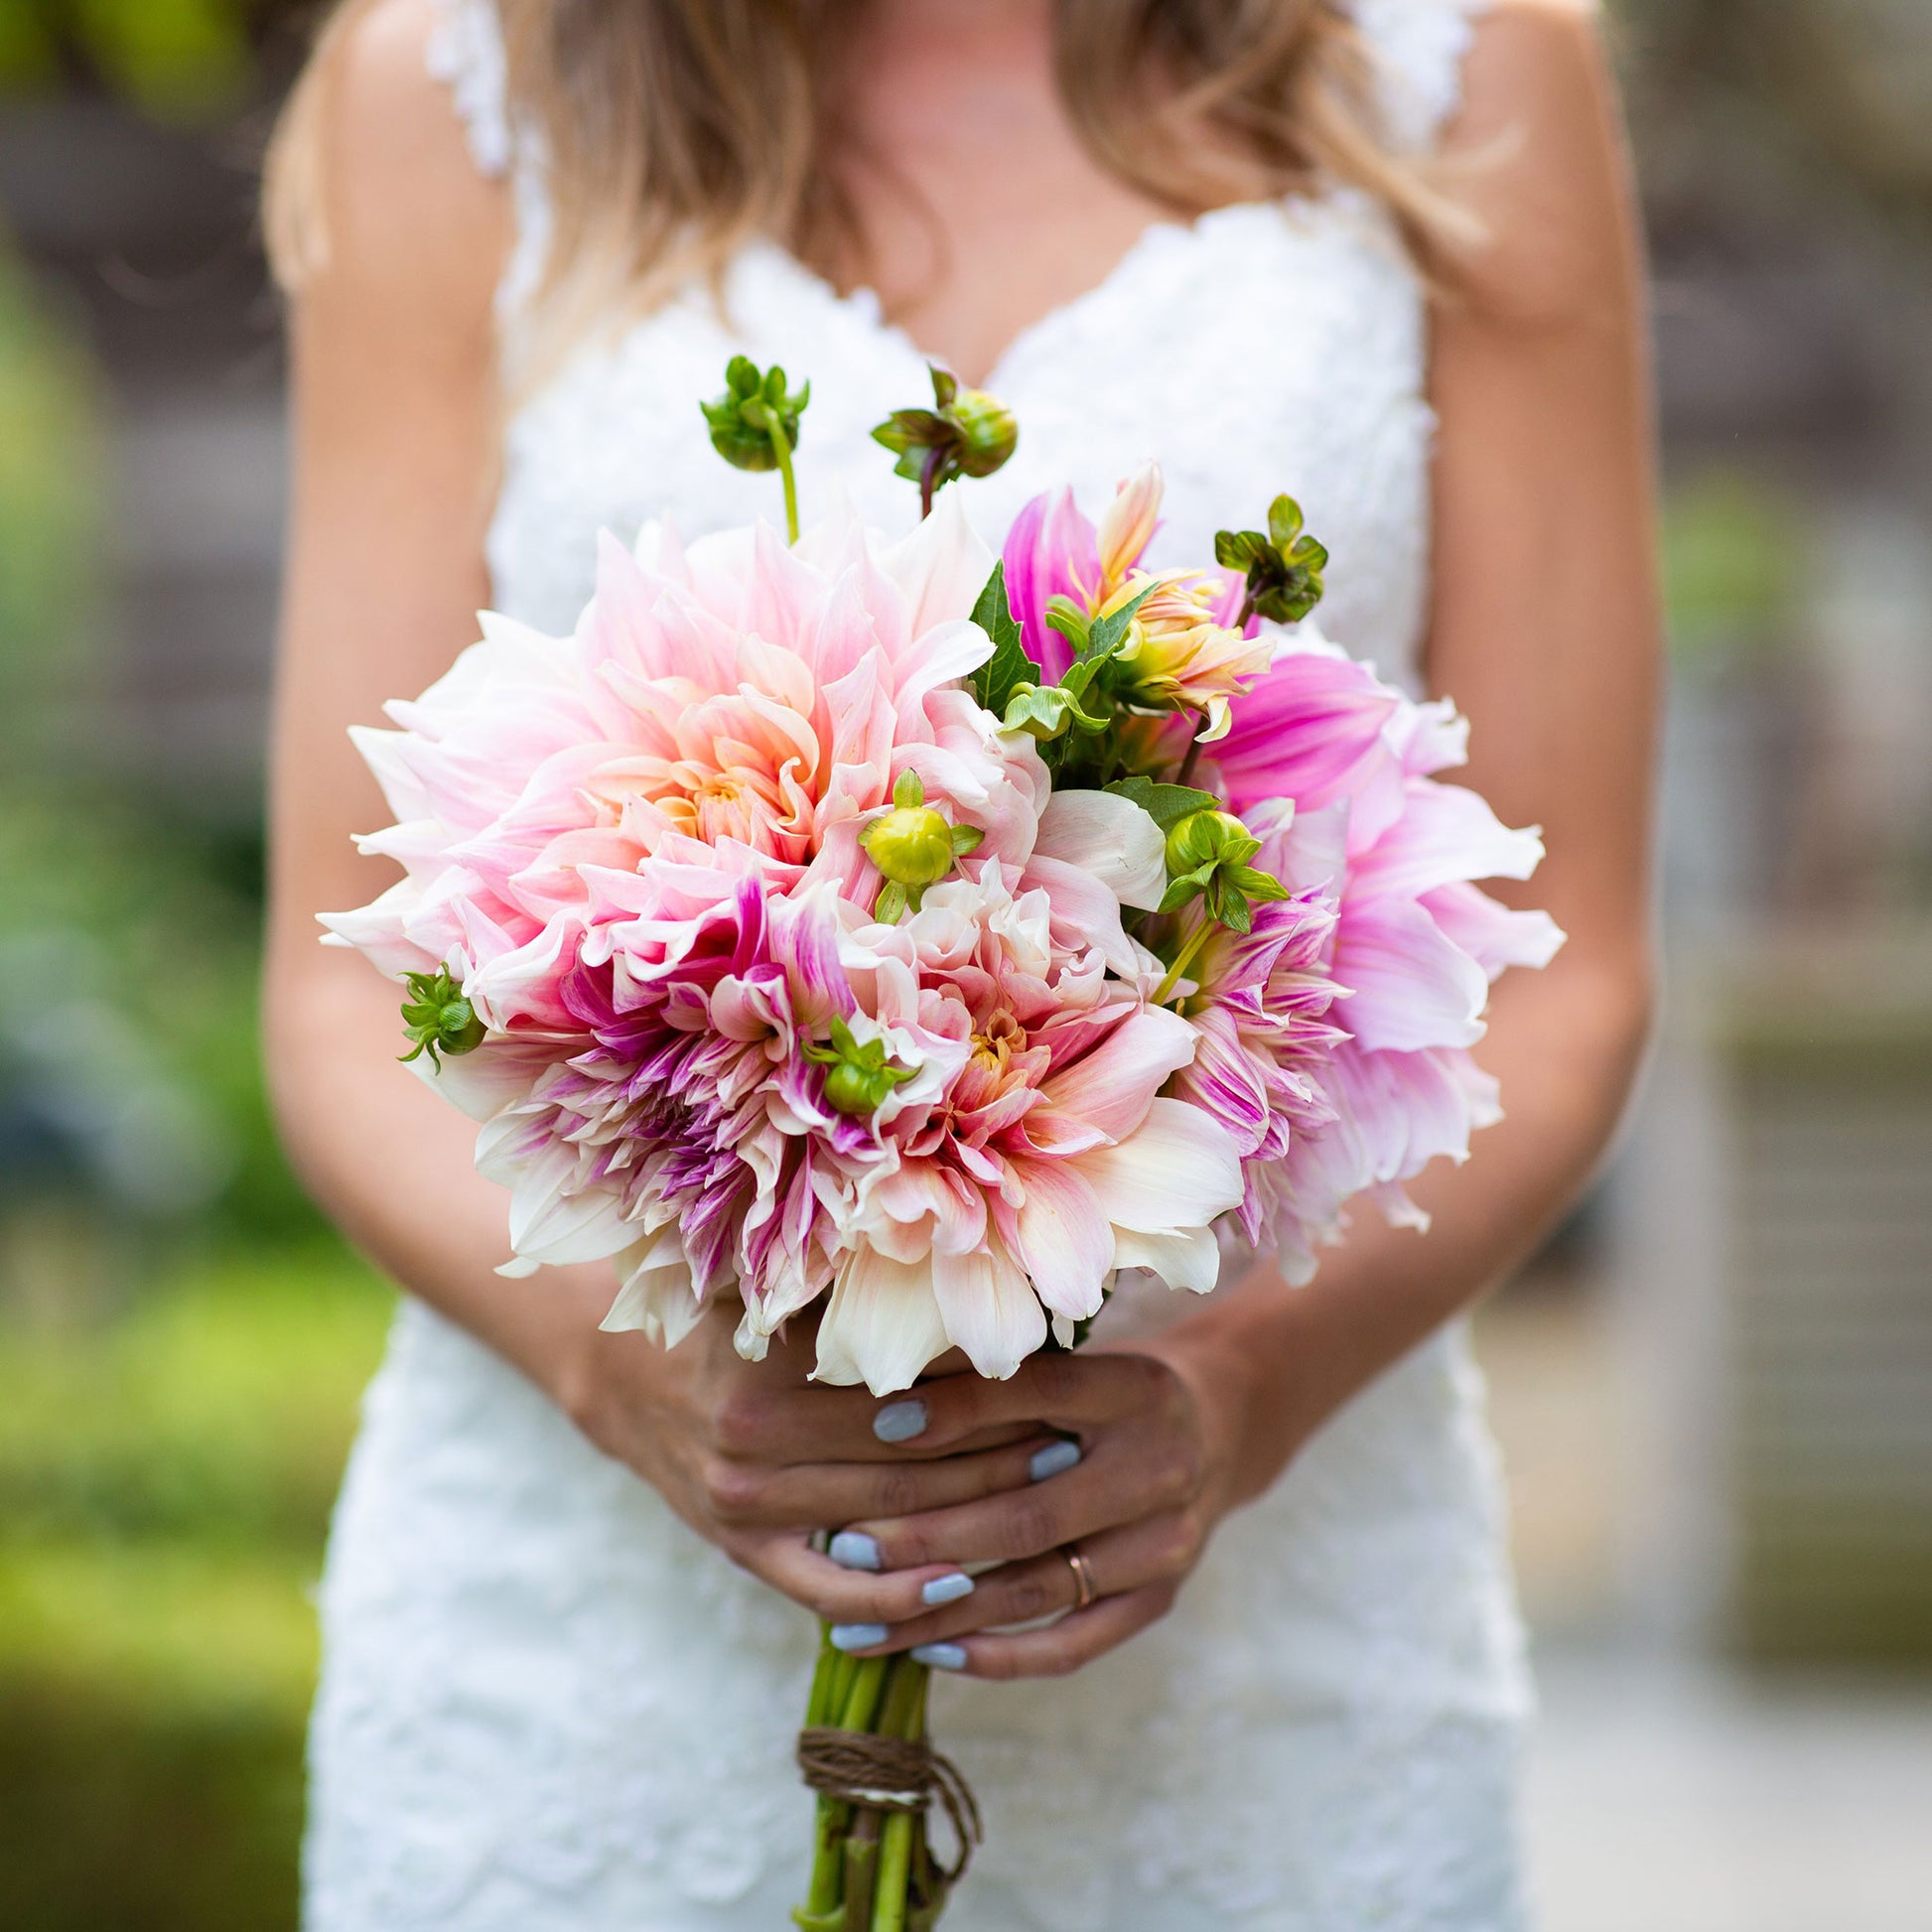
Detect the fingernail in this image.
<box><xmin>1029</xmin><ymin>1439</ymin><xmax>1082</xmax><ymax>1482</ymax></box>
<box><xmin>912</xmin><ymin>1642</ymin><xmax>968</xmax><ymax>1671</ymax></box>
<box><xmin>874</xmin><ymin>1399</ymin><xmax>928</xmax><ymax>1444</ymax></box>
<box><xmin>830</xmin><ymin>1623</ymin><xmax>889</xmax><ymax>1652</ymax></box>
<box><xmin>829</xmin><ymin>1531</ymin><xmax>883</xmax><ymax>1573</ymax></box>
<box><xmin>920</xmin><ymin>1572</ymin><xmax>975</xmax><ymax>1607</ymax></box>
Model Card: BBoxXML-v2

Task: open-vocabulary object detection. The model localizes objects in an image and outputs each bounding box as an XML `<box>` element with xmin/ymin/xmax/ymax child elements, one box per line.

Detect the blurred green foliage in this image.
<box><xmin>0</xmin><ymin>1251</ymin><xmax>392</xmax><ymax>1929</ymax></box>
<box><xmin>0</xmin><ymin>245</ymin><xmax>323</xmax><ymax>1254</ymax></box>
<box><xmin>0</xmin><ymin>0</ymin><xmax>265</xmax><ymax>118</ymax></box>
<box><xmin>0</xmin><ymin>234</ymin><xmax>392</xmax><ymax>1926</ymax></box>
<box><xmin>0</xmin><ymin>249</ymin><xmax>103</xmax><ymax>756</ymax></box>
<box><xmin>1662</xmin><ymin>468</ymin><xmax>1808</xmax><ymax>668</ymax></box>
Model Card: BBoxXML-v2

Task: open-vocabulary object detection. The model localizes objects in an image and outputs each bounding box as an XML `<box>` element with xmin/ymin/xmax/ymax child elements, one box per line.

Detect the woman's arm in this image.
<box><xmin>263</xmin><ymin>0</ymin><xmax>1044</xmax><ymax>1634</ymax></box>
<box><xmin>829</xmin><ymin>0</ymin><xmax>1661</xmax><ymax>1676</ymax></box>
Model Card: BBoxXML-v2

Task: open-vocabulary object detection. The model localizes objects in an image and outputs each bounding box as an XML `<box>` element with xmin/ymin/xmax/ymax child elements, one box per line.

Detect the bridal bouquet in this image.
<box><xmin>325</xmin><ymin>359</ymin><xmax>1561</xmax><ymax>1929</ymax></box>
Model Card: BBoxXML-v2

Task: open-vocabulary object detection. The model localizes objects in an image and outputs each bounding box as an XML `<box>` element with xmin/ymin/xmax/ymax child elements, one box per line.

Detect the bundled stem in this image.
<box><xmin>794</xmin><ymin>1632</ymin><xmax>958</xmax><ymax>1932</ymax></box>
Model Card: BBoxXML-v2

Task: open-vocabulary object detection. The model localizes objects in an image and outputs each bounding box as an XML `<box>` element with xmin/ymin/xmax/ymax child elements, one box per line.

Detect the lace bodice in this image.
<box><xmin>307</xmin><ymin>6</ymin><xmax>1530</xmax><ymax>1929</ymax></box>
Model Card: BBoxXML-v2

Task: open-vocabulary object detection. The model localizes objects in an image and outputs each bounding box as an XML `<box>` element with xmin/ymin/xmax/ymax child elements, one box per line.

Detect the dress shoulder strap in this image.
<box><xmin>425</xmin><ymin>0</ymin><xmax>514</xmax><ymax>179</ymax></box>
<box><xmin>424</xmin><ymin>0</ymin><xmax>550</xmax><ymax>352</ymax></box>
<box><xmin>1350</xmin><ymin>0</ymin><xmax>1491</xmax><ymax>154</ymax></box>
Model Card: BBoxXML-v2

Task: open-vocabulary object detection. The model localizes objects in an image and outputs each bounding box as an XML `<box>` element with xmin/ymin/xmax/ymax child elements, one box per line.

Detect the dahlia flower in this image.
<box><xmin>1209</xmin><ymin>634</ymin><xmax>1566</xmax><ymax>1278</ymax></box>
<box><xmin>1100</xmin><ymin>567</ymin><xmax>1275</xmax><ymax>741</ymax></box>
<box><xmin>323</xmin><ymin>487</ymin><xmax>1043</xmax><ymax>1022</ymax></box>
<box><xmin>814</xmin><ymin>862</ymin><xmax>1244</xmax><ymax>1392</ymax></box>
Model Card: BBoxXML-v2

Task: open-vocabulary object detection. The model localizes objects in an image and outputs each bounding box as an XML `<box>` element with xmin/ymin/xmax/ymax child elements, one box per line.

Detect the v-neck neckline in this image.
<box><xmin>745</xmin><ymin>199</ymin><xmax>1291</xmax><ymax>393</ymax></box>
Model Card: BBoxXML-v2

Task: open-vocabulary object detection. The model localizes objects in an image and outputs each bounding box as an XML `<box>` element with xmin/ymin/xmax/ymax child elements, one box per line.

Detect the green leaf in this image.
<box><xmin>1214</xmin><ymin>529</ymin><xmax>1265</xmax><ymax>571</ymax></box>
<box><xmin>874</xmin><ymin>881</ymin><xmax>908</xmax><ymax>925</ymax></box>
<box><xmin>1002</xmin><ymin>683</ymin><xmax>1106</xmax><ymax>740</ymax></box>
<box><xmin>968</xmin><ymin>563</ymin><xmax>1039</xmax><ymax>722</ymax></box>
<box><xmin>1267</xmin><ymin>494</ymin><xmax>1306</xmax><ymax>551</ymax></box>
<box><xmin>1078</xmin><ymin>582</ymin><xmax>1159</xmax><ymax>664</ymax></box>
<box><xmin>1228</xmin><ymin>865</ymin><xmax>1291</xmax><ymax>903</ymax></box>
<box><xmin>950</xmin><ymin>823</ymin><xmax>984</xmax><ymax>856</ymax></box>
<box><xmin>1216</xmin><ymin>891</ymin><xmax>1254</xmax><ymax>935</ymax></box>
<box><xmin>1103</xmin><ymin>776</ymin><xmax>1221</xmax><ymax>833</ymax></box>
<box><xmin>1158</xmin><ymin>876</ymin><xmax>1203</xmax><ymax>915</ymax></box>
<box><xmin>1043</xmin><ymin>599</ymin><xmax>1090</xmax><ymax>656</ymax></box>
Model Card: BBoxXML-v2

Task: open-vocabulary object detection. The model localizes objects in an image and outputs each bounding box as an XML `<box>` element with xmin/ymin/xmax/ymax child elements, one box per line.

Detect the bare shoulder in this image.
<box><xmin>1440</xmin><ymin>0</ymin><xmax>1639</xmax><ymax>326</ymax></box>
<box><xmin>300</xmin><ymin>0</ymin><xmax>507</xmax><ymax>324</ymax></box>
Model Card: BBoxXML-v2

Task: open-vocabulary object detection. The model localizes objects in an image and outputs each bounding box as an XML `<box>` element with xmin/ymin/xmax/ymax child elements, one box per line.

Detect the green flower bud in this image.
<box><xmin>399</xmin><ymin>967</ymin><xmax>487</xmax><ymax>1069</ymax></box>
<box><xmin>802</xmin><ymin>1017</ymin><xmax>915</xmax><ymax>1118</ymax></box>
<box><xmin>944</xmin><ymin>382</ymin><xmax>1020</xmax><ymax>479</ymax></box>
<box><xmin>860</xmin><ymin>770</ymin><xmax>980</xmax><ymax>909</ymax></box>
<box><xmin>700</xmin><ymin>356</ymin><xmax>809</xmax><ymax>474</ymax></box>
<box><xmin>1213</xmin><ymin>494</ymin><xmax>1328</xmax><ymax>626</ymax></box>
<box><xmin>872</xmin><ymin>364</ymin><xmax>1020</xmax><ymax>512</ymax></box>
<box><xmin>1165</xmin><ymin>809</ymin><xmax>1260</xmax><ymax>877</ymax></box>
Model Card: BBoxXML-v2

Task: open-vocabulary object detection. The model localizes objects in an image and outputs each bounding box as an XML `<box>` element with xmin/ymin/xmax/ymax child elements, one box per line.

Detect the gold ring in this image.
<box><xmin>1062</xmin><ymin>1544</ymin><xmax>1097</xmax><ymax>1611</ymax></box>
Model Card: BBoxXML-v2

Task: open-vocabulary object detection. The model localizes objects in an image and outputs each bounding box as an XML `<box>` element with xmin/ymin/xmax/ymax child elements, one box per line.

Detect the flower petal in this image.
<box><xmin>931</xmin><ymin>1241</ymin><xmax>1047</xmax><ymax>1382</ymax></box>
<box><xmin>814</xmin><ymin>1245</ymin><xmax>953</xmax><ymax>1395</ymax></box>
<box><xmin>1077</xmin><ymin>1097</ymin><xmax>1245</xmax><ymax>1233</ymax></box>
<box><xmin>1033</xmin><ymin>788</ymin><xmax>1169</xmax><ymax>911</ymax></box>
<box><xmin>1004</xmin><ymin>1158</ymin><xmax>1115</xmax><ymax>1320</ymax></box>
<box><xmin>1112</xmin><ymin>1224</ymin><xmax>1221</xmax><ymax>1293</ymax></box>
<box><xmin>602</xmin><ymin>1224</ymin><xmax>707</xmax><ymax>1346</ymax></box>
<box><xmin>1040</xmin><ymin>1006</ymin><xmax>1200</xmax><ymax>1144</ymax></box>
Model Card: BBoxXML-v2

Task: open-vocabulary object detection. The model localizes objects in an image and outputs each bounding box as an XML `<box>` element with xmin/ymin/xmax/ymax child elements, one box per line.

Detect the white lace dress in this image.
<box><xmin>303</xmin><ymin>3</ymin><xmax>1533</xmax><ymax>1927</ymax></box>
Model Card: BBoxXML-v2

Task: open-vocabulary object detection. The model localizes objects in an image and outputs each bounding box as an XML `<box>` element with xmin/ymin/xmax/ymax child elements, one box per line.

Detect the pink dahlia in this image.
<box><xmin>814</xmin><ymin>863</ymin><xmax>1246</xmax><ymax>1392</ymax></box>
<box><xmin>1210</xmin><ymin>636</ymin><xmax>1566</xmax><ymax>1278</ymax></box>
<box><xmin>323</xmin><ymin>490</ymin><xmax>1044</xmax><ymax>1027</ymax></box>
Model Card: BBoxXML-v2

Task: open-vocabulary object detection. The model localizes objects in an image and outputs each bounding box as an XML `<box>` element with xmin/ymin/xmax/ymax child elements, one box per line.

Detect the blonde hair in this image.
<box><xmin>267</xmin><ymin>0</ymin><xmax>1455</xmax><ymax>365</ymax></box>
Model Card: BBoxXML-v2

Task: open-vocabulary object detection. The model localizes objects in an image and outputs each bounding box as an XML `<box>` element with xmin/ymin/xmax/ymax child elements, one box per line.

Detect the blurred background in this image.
<box><xmin>0</xmin><ymin>2</ymin><xmax>1928</xmax><ymax>1926</ymax></box>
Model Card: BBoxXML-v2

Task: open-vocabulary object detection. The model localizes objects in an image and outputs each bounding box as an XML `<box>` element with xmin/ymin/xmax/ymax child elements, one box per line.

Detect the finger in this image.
<box><xmin>903</xmin><ymin>1351</ymin><xmax>1178</xmax><ymax>1452</ymax></box>
<box><xmin>934</xmin><ymin>1582</ymin><xmax>1179</xmax><ymax>1680</ymax></box>
<box><xmin>738</xmin><ymin>1533</ymin><xmax>979</xmax><ymax>1629</ymax></box>
<box><xmin>702</xmin><ymin>1433</ymin><xmax>1066</xmax><ymax>1532</ymax></box>
<box><xmin>854</xmin><ymin>1427</ymin><xmax>1193</xmax><ymax>1572</ymax></box>
<box><xmin>706</xmin><ymin>1377</ymin><xmax>1037</xmax><ymax>1466</ymax></box>
<box><xmin>836</xmin><ymin>1509</ymin><xmax>1200</xmax><ymax>1654</ymax></box>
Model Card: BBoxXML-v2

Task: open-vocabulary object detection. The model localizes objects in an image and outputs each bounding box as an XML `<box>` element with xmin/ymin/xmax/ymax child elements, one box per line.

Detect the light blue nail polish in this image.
<box><xmin>873</xmin><ymin>1399</ymin><xmax>928</xmax><ymax>1444</ymax></box>
<box><xmin>1029</xmin><ymin>1439</ymin><xmax>1082</xmax><ymax>1482</ymax></box>
<box><xmin>911</xmin><ymin>1642</ymin><xmax>968</xmax><ymax>1672</ymax></box>
<box><xmin>920</xmin><ymin>1572</ymin><xmax>975</xmax><ymax>1607</ymax></box>
<box><xmin>829</xmin><ymin>1531</ymin><xmax>883</xmax><ymax>1573</ymax></box>
<box><xmin>830</xmin><ymin>1622</ymin><xmax>889</xmax><ymax>1652</ymax></box>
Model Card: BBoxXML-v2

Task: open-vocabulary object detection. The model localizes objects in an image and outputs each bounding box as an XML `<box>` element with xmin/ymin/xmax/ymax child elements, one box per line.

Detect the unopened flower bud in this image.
<box><xmin>945</xmin><ymin>385</ymin><xmax>1019</xmax><ymax>479</ymax></box>
<box><xmin>861</xmin><ymin>769</ymin><xmax>977</xmax><ymax>897</ymax></box>
<box><xmin>701</xmin><ymin>355</ymin><xmax>810</xmax><ymax>474</ymax></box>
<box><xmin>399</xmin><ymin>967</ymin><xmax>487</xmax><ymax>1069</ymax></box>
<box><xmin>1166</xmin><ymin>809</ymin><xmax>1259</xmax><ymax>877</ymax></box>
<box><xmin>803</xmin><ymin>1017</ymin><xmax>915</xmax><ymax>1118</ymax></box>
<box><xmin>873</xmin><ymin>365</ymin><xmax>1019</xmax><ymax>512</ymax></box>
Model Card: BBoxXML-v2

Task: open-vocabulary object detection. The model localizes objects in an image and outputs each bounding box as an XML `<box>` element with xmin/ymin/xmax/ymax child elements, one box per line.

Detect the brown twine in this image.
<box><xmin>795</xmin><ymin>1726</ymin><xmax>985</xmax><ymax>1881</ymax></box>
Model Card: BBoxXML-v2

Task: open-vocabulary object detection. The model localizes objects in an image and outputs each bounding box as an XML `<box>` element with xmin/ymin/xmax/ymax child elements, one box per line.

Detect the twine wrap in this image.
<box><xmin>795</xmin><ymin>1726</ymin><xmax>985</xmax><ymax>1880</ymax></box>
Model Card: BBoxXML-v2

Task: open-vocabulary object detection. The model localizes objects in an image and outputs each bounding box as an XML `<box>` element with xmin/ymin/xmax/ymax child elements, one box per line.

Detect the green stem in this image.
<box><xmin>805</xmin><ymin>1624</ymin><xmax>839</xmax><ymax>1726</ymax></box>
<box><xmin>769</xmin><ymin>420</ymin><xmax>800</xmax><ymax>544</ymax></box>
<box><xmin>799</xmin><ymin>1628</ymin><xmax>859</xmax><ymax>1926</ymax></box>
<box><xmin>1153</xmin><ymin>911</ymin><xmax>1213</xmax><ymax>1007</ymax></box>
<box><xmin>840</xmin><ymin>1655</ymin><xmax>891</xmax><ymax>1732</ymax></box>
<box><xmin>871</xmin><ymin>1659</ymin><xmax>929</xmax><ymax>1932</ymax></box>
<box><xmin>843</xmin><ymin>1814</ymin><xmax>882</xmax><ymax>1932</ymax></box>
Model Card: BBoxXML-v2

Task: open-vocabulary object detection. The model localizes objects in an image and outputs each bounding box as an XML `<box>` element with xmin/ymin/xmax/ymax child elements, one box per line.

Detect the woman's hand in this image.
<box><xmin>553</xmin><ymin>1301</ymin><xmax>1063</xmax><ymax>1637</ymax></box>
<box><xmin>820</xmin><ymin>1319</ymin><xmax>1284</xmax><ymax>1680</ymax></box>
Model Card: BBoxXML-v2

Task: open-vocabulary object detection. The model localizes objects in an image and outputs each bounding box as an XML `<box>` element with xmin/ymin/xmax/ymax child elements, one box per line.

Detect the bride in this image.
<box><xmin>262</xmin><ymin>0</ymin><xmax>1656</xmax><ymax>1925</ymax></box>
